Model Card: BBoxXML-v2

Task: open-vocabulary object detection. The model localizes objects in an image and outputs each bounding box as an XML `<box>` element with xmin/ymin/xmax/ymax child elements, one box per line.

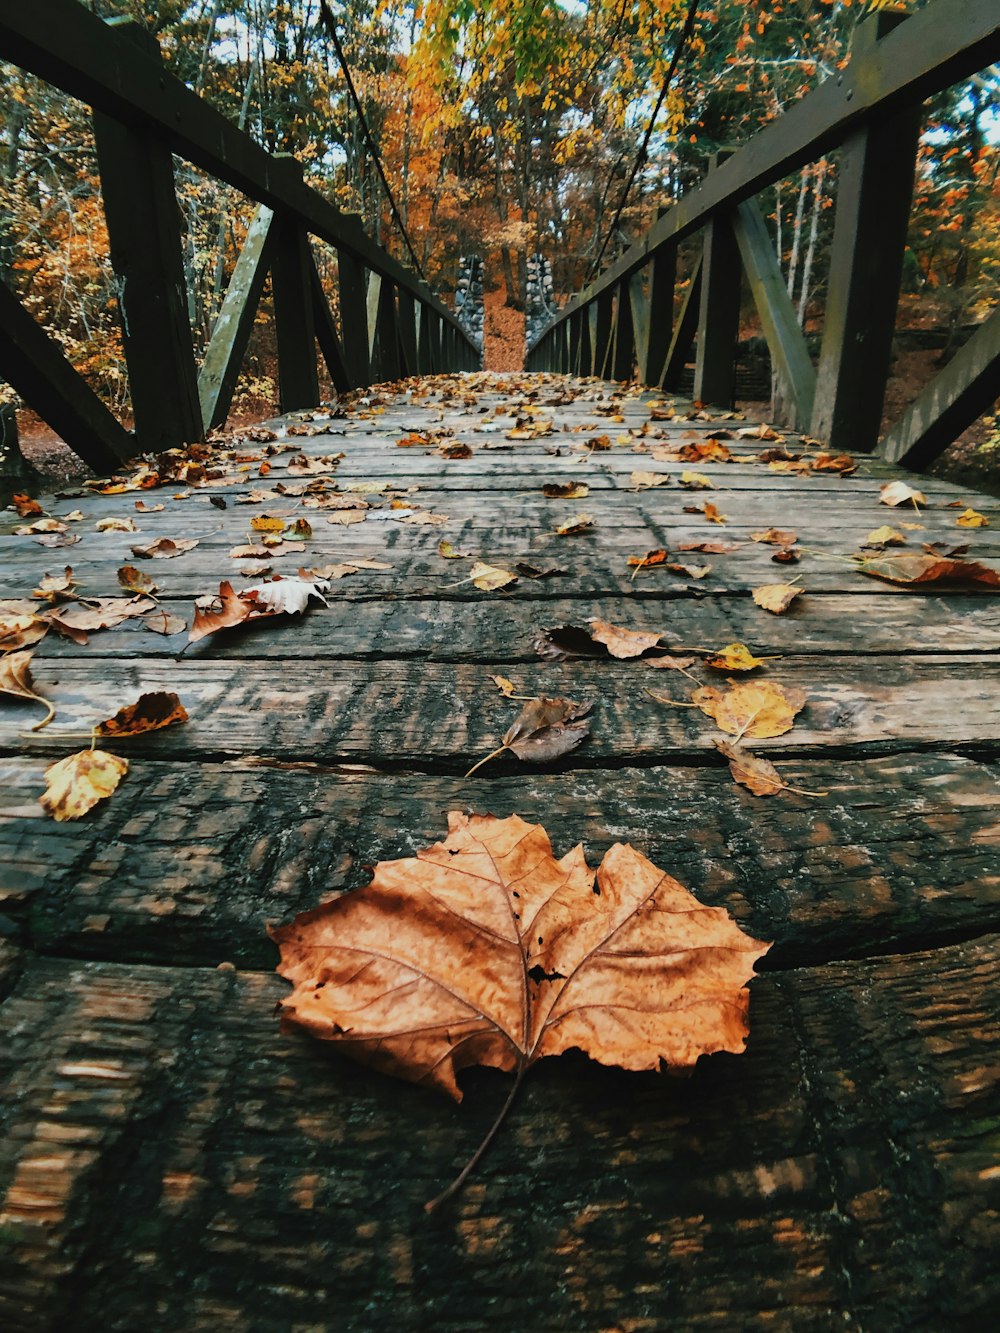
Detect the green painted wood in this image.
<box><xmin>732</xmin><ymin>199</ymin><xmax>816</xmax><ymax>430</ymax></box>
<box><xmin>198</xmin><ymin>205</ymin><xmax>275</xmax><ymax>430</ymax></box>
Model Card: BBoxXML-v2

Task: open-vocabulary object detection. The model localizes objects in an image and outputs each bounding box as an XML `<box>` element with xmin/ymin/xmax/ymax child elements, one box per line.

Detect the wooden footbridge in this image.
<box><xmin>2</xmin><ymin>4</ymin><xmax>999</xmax><ymax>1329</ymax></box>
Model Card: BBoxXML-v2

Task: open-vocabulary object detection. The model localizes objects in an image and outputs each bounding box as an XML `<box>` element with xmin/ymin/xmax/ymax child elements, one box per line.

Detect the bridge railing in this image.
<box><xmin>0</xmin><ymin>1</ymin><xmax>480</xmax><ymax>475</ymax></box>
<box><xmin>525</xmin><ymin>0</ymin><xmax>1000</xmax><ymax>472</ymax></box>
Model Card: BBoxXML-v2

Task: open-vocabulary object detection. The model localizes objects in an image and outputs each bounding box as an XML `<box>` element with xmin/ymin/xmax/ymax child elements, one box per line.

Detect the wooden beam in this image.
<box><xmin>611</xmin><ymin>280</ymin><xmax>636</xmax><ymax>382</ymax></box>
<box><xmin>396</xmin><ymin>289</ymin><xmax>418</xmax><ymax>378</ymax></box>
<box><xmin>91</xmin><ymin>25</ymin><xmax>202</xmax><ymax>450</ymax></box>
<box><xmin>0</xmin><ymin>278</ymin><xmax>133</xmax><ymax>472</ymax></box>
<box><xmin>810</xmin><ymin>13</ymin><xmax>922</xmax><ymax>451</ymax></box>
<box><xmin>198</xmin><ymin>205</ymin><xmax>274</xmax><ymax>431</ymax></box>
<box><xmin>642</xmin><ymin>216</ymin><xmax>675</xmax><ymax>386</ymax></box>
<box><xmin>525</xmin><ymin>0</ymin><xmax>999</xmax><ymax>349</ymax></box>
<box><xmin>372</xmin><ymin>278</ymin><xmax>401</xmax><ymax>382</ymax></box>
<box><xmin>337</xmin><ymin>251</ymin><xmax>370</xmax><ymax>387</ymax></box>
<box><xmin>270</xmin><ymin>215</ymin><xmax>319</xmax><ymax>411</ymax></box>
<box><xmin>878</xmin><ymin>306</ymin><xmax>1000</xmax><ymax>470</ymax></box>
<box><xmin>593</xmin><ymin>290</ymin><xmax>614</xmax><ymax>379</ymax></box>
<box><xmin>308</xmin><ymin>256</ymin><xmax>351</xmax><ymax>395</ymax></box>
<box><xmin>660</xmin><ymin>257</ymin><xmax>702</xmax><ymax>390</ymax></box>
<box><xmin>732</xmin><ymin>199</ymin><xmax>815</xmax><ymax>430</ymax></box>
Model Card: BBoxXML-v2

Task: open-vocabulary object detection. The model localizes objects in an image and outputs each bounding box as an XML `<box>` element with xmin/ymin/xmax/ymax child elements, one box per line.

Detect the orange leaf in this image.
<box><xmin>272</xmin><ymin>812</ymin><xmax>770</xmax><ymax>1120</ymax></box>
<box><xmin>691</xmin><ymin>680</ymin><xmax>807</xmax><ymax>739</ymax></box>
<box><xmin>96</xmin><ymin>691</ymin><xmax>189</xmax><ymax>738</ymax></box>
<box><xmin>857</xmin><ymin>554</ymin><xmax>1000</xmax><ymax>587</ymax></box>
<box><xmin>588</xmin><ymin>619</ymin><xmax>663</xmax><ymax>659</ymax></box>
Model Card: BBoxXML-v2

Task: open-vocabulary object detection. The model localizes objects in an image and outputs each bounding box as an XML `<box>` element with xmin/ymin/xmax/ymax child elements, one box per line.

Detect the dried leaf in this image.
<box><xmin>542</xmin><ymin>482</ymin><xmax>589</xmax><ymax>499</ymax></box>
<box><xmin>643</xmin><ymin>654</ymin><xmax>698</xmax><ymax>672</ymax></box>
<box><xmin>32</xmin><ymin>567</ymin><xmax>76</xmax><ymax>601</ymax></box>
<box><xmin>134</xmin><ymin>499</ymin><xmax>164</xmax><ymax>513</ymax></box>
<box><xmin>880</xmin><ymin>481</ymin><xmax>926</xmax><ymax>508</ymax></box>
<box><xmin>588</xmin><ymin>619</ymin><xmax>663</xmax><ymax>659</ymax></box>
<box><xmin>145</xmin><ymin>610</ymin><xmax>187</xmax><ymax>636</ymax></box>
<box><xmin>630</xmin><ymin>471</ymin><xmax>670</xmax><ymax>489</ymax></box>
<box><xmin>251</xmin><ymin>515</ymin><xmax>287</xmax><ymax>533</ymax></box>
<box><xmin>714</xmin><ymin>740</ymin><xmax>784</xmax><ymax>796</ymax></box>
<box><xmin>438</xmin><ymin>539</ymin><xmax>470</xmax><ymax>559</ymax></box>
<box><xmin>676</xmin><ymin>540</ymin><xmax>739</xmax><ymax>554</ymax></box>
<box><xmin>131</xmin><ymin>538</ymin><xmax>199</xmax><ymax>559</ymax></box>
<box><xmin>16</xmin><ymin>517</ymin><xmax>67</xmax><ymax>535</ymax></box>
<box><xmin>96</xmin><ymin>691</ymin><xmax>189</xmax><ymax>738</ymax></box>
<box><xmin>810</xmin><ymin>452</ymin><xmax>856</xmax><ymax>474</ymax></box>
<box><xmin>396</xmin><ymin>511</ymin><xmax>449</xmax><ymax>525</ymax></box>
<box><xmin>468</xmin><ymin>697</ymin><xmax>592</xmax><ymax>775</ymax></box>
<box><xmin>956</xmin><ymin>507</ymin><xmax>989</xmax><ymax>528</ymax></box>
<box><xmin>751</xmin><ymin>528</ymin><xmax>797</xmax><ymax>547</ymax></box>
<box><xmin>117</xmin><ymin>565</ymin><xmax>159</xmax><ymax>595</ymax></box>
<box><xmin>857</xmin><ymin>554</ymin><xmax>1000</xmax><ymax>587</ymax></box>
<box><xmin>189</xmin><ymin>576</ymin><xmax>327</xmax><ymax>643</ymax></box>
<box><xmin>0</xmin><ymin>612</ymin><xmax>50</xmax><ymax>650</ymax></box>
<box><xmin>0</xmin><ymin>649</ymin><xmax>55</xmax><ymax>728</ymax></box>
<box><xmin>627</xmin><ymin>548</ymin><xmax>669</xmax><ymax>570</ymax></box>
<box><xmin>241</xmin><ymin>575</ymin><xmax>329</xmax><ymax>615</ymax></box>
<box><xmin>40</xmin><ymin>750</ymin><xmax>128</xmax><ymax>821</ymax></box>
<box><xmin>704</xmin><ymin>643</ymin><xmax>767</xmax><ymax>672</ymax></box>
<box><xmin>11</xmin><ymin>493</ymin><xmax>43</xmax><ymax>517</ymax></box>
<box><xmin>691</xmin><ymin>680</ymin><xmax>807</xmax><ymax>739</ymax></box>
<box><xmin>686</xmin><ymin>501</ymin><xmax>726</xmax><ymax>524</ymax></box>
<box><xmin>752</xmin><ymin>583</ymin><xmax>802</xmax><ymax>614</ymax></box>
<box><xmin>46</xmin><ymin>596</ymin><xmax>155</xmax><ymax>644</ymax></box>
<box><xmin>666</xmin><ymin>562</ymin><xmax>712</xmax><ymax>580</ymax></box>
<box><xmin>555</xmin><ymin>513</ymin><xmax>594</xmax><ymax>536</ymax></box>
<box><xmin>467</xmin><ymin>561</ymin><xmax>518</xmax><ymax>591</ymax></box>
<box><xmin>679</xmin><ymin>471</ymin><xmax>714</xmax><ymax>490</ymax></box>
<box><xmin>287</xmin><ymin>517</ymin><xmax>313</xmax><ymax>539</ymax></box>
<box><xmin>34</xmin><ymin>532</ymin><xmax>80</xmax><ymax>548</ymax></box>
<box><xmin>96</xmin><ymin>516</ymin><xmax>138</xmax><ymax>533</ymax></box>
<box><xmin>272</xmin><ymin>812</ymin><xmax>770</xmax><ymax>1125</ymax></box>
<box><xmin>229</xmin><ymin>543</ymin><xmax>270</xmax><ymax>559</ymax></box>
<box><xmin>863</xmin><ymin>525</ymin><xmax>906</xmax><ymax>548</ymax></box>
<box><xmin>490</xmin><ymin>675</ymin><xmax>520</xmax><ymax>698</ymax></box>
<box><xmin>439</xmin><ymin>442</ymin><xmax>473</xmax><ymax>459</ymax></box>
<box><xmin>514</xmin><ymin>562</ymin><xmax>565</xmax><ymax>580</ymax></box>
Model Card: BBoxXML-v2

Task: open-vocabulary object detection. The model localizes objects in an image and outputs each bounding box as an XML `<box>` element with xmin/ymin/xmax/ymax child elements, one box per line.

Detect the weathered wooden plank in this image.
<box><xmin>879</xmin><ymin>304</ymin><xmax>1000</xmax><ymax>470</ymax></box>
<box><xmin>0</xmin><ymin>279</ymin><xmax>133</xmax><ymax>473</ymax></box>
<box><xmin>733</xmin><ymin>199</ymin><xmax>815</xmax><ymax>430</ymax></box>
<box><xmin>1</xmin><ymin>938</ymin><xmax>997</xmax><ymax>1329</ymax></box>
<box><xmin>5</xmin><ymin>656</ymin><xmax>1000</xmax><ymax>767</ymax></box>
<box><xmin>91</xmin><ymin>26</ymin><xmax>202</xmax><ymax>451</ymax></box>
<box><xmin>2</xmin><ymin>753</ymin><xmax>999</xmax><ymax>970</ymax></box>
<box><xmin>198</xmin><ymin>205</ymin><xmax>275</xmax><ymax>431</ymax></box>
<box><xmin>809</xmin><ymin>14</ymin><xmax>922</xmax><ymax>452</ymax></box>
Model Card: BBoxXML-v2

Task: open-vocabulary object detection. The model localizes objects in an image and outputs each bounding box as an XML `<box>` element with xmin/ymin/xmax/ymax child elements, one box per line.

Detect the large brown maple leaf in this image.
<box><xmin>273</xmin><ymin>814</ymin><xmax>769</xmax><ymax>1115</ymax></box>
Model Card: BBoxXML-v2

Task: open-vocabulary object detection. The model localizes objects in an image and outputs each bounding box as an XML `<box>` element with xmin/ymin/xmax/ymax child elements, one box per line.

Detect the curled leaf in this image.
<box><xmin>588</xmin><ymin>619</ymin><xmax>663</xmax><ymax>659</ymax></box>
<box><xmin>956</xmin><ymin>508</ymin><xmax>989</xmax><ymax>528</ymax></box>
<box><xmin>40</xmin><ymin>750</ymin><xmax>128</xmax><ymax>821</ymax></box>
<box><xmin>856</xmin><ymin>554</ymin><xmax>1000</xmax><ymax>587</ymax></box>
<box><xmin>468</xmin><ymin>561</ymin><xmax>518</xmax><ymax>591</ymax></box>
<box><xmin>467</xmin><ymin>697</ymin><xmax>592</xmax><ymax>776</ymax></box>
<box><xmin>704</xmin><ymin>643</ymin><xmax>767</xmax><ymax>672</ymax></box>
<box><xmin>131</xmin><ymin>537</ymin><xmax>199</xmax><ymax>559</ymax></box>
<box><xmin>863</xmin><ymin>525</ymin><xmax>906</xmax><ymax>548</ymax></box>
<box><xmin>752</xmin><ymin>583</ymin><xmax>802</xmax><ymax>614</ymax></box>
<box><xmin>542</xmin><ymin>482</ymin><xmax>589</xmax><ymax>499</ymax></box>
<box><xmin>117</xmin><ymin>564</ymin><xmax>159</xmax><ymax>595</ymax></box>
<box><xmin>715</xmin><ymin>739</ymin><xmax>784</xmax><ymax>796</ymax></box>
<box><xmin>879</xmin><ymin>481</ymin><xmax>926</xmax><ymax>508</ymax></box>
<box><xmin>0</xmin><ymin>649</ymin><xmax>56</xmax><ymax>729</ymax></box>
<box><xmin>679</xmin><ymin>471</ymin><xmax>714</xmax><ymax>489</ymax></box>
<box><xmin>555</xmin><ymin>513</ymin><xmax>595</xmax><ymax>536</ymax></box>
<box><xmin>751</xmin><ymin>528</ymin><xmax>797</xmax><ymax>547</ymax></box>
<box><xmin>96</xmin><ymin>691</ymin><xmax>189</xmax><ymax>738</ymax></box>
<box><xmin>0</xmin><ymin>612</ymin><xmax>49</xmax><ymax>651</ymax></box>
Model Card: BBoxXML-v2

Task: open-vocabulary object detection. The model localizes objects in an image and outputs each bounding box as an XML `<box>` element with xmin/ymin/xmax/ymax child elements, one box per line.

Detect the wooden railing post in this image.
<box><xmin>91</xmin><ymin>25</ymin><xmax>202</xmax><ymax>449</ymax></box>
<box><xmin>396</xmin><ymin>289</ymin><xmax>418</xmax><ymax>377</ymax></box>
<box><xmin>810</xmin><ymin>10</ymin><xmax>922</xmax><ymax>451</ymax></box>
<box><xmin>694</xmin><ymin>152</ymin><xmax>741</xmax><ymax>407</ymax></box>
<box><xmin>337</xmin><ymin>251</ymin><xmax>370</xmax><ymax>387</ymax></box>
<box><xmin>271</xmin><ymin>203</ymin><xmax>320</xmax><ymax>411</ymax></box>
<box><xmin>642</xmin><ymin>214</ymin><xmax>676</xmax><ymax>386</ymax></box>
<box><xmin>578</xmin><ymin>306</ymin><xmax>593</xmax><ymax>377</ymax></box>
<box><xmin>308</xmin><ymin>255</ymin><xmax>351</xmax><ymax>394</ymax></box>
<box><xmin>593</xmin><ymin>289</ymin><xmax>614</xmax><ymax>378</ymax></box>
<box><xmin>611</xmin><ymin>279</ymin><xmax>636</xmax><ymax>381</ymax></box>
<box><xmin>660</xmin><ymin>257</ymin><xmax>702</xmax><ymax>390</ymax></box>
<box><xmin>372</xmin><ymin>278</ymin><xmax>401</xmax><ymax>381</ymax></box>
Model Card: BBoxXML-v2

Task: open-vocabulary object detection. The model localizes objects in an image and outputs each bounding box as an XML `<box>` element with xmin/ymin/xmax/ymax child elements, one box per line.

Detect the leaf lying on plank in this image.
<box><xmin>189</xmin><ymin>576</ymin><xmax>328</xmax><ymax>643</ymax></box>
<box><xmin>810</xmin><ymin>452</ymin><xmax>856</xmax><ymax>474</ymax></box>
<box><xmin>879</xmin><ymin>481</ymin><xmax>926</xmax><ymax>508</ymax></box>
<box><xmin>679</xmin><ymin>470</ymin><xmax>714</xmax><ymax>490</ymax></box>
<box><xmin>35</xmin><ymin>532</ymin><xmax>80</xmax><ymax>548</ymax></box>
<box><xmin>534</xmin><ymin>625</ymin><xmax>607</xmax><ymax>659</ymax></box>
<box><xmin>752</xmin><ymin>583</ymin><xmax>802</xmax><ymax>614</ymax></box>
<box><xmin>96</xmin><ymin>691</ymin><xmax>189</xmax><ymax>738</ymax></box>
<box><xmin>555</xmin><ymin>513</ymin><xmax>595</xmax><ymax>535</ymax></box>
<box><xmin>0</xmin><ymin>648</ymin><xmax>56</xmax><ymax>729</ymax></box>
<box><xmin>272</xmin><ymin>811</ymin><xmax>770</xmax><ymax>1208</ymax></box>
<box><xmin>751</xmin><ymin>528</ymin><xmax>797</xmax><ymax>547</ymax></box>
<box><xmin>96</xmin><ymin>516</ymin><xmax>138</xmax><ymax>532</ymax></box>
<box><xmin>715</xmin><ymin>739</ymin><xmax>828</xmax><ymax>799</ymax></box>
<box><xmin>130</xmin><ymin>537</ymin><xmax>199</xmax><ymax>559</ymax></box>
<box><xmin>32</xmin><ymin>567</ymin><xmax>76</xmax><ymax>601</ymax></box>
<box><xmin>0</xmin><ymin>612</ymin><xmax>49</xmax><ymax>651</ymax></box>
<box><xmin>630</xmin><ymin>471</ymin><xmax>671</xmax><ymax>490</ymax></box>
<box><xmin>145</xmin><ymin>610</ymin><xmax>187</xmax><ymax>636</ymax></box>
<box><xmin>15</xmin><ymin>518</ymin><xmax>67</xmax><ymax>535</ymax></box>
<box><xmin>684</xmin><ymin>501</ymin><xmax>727</xmax><ymax>524</ymax></box>
<box><xmin>11</xmin><ymin>493</ymin><xmax>43</xmax><ymax>517</ymax></box>
<box><xmin>588</xmin><ymin>619</ymin><xmax>663</xmax><ymax>659</ymax></box>
<box><xmin>643</xmin><ymin>654</ymin><xmax>699</xmax><ymax>672</ymax></box>
<box><xmin>117</xmin><ymin>564</ymin><xmax>159</xmax><ymax>594</ymax></box>
<box><xmin>627</xmin><ymin>548</ymin><xmax>669</xmax><ymax>571</ymax></box>
<box><xmin>676</xmin><ymin>540</ymin><xmax>740</xmax><ymax>554</ymax></box>
<box><xmin>856</xmin><ymin>554</ymin><xmax>1000</xmax><ymax>587</ymax></box>
<box><xmin>46</xmin><ymin>596</ymin><xmax>156</xmax><ymax>645</ymax></box>
<box><xmin>666</xmin><ymin>562</ymin><xmax>712</xmax><ymax>580</ymax></box>
<box><xmin>514</xmin><ymin>561</ymin><xmax>566</xmax><ymax>580</ymax></box>
<box><xmin>863</xmin><ymin>525</ymin><xmax>906</xmax><ymax>548</ymax></box>
<box><xmin>542</xmin><ymin>481</ymin><xmax>589</xmax><ymax>499</ymax></box>
<box><xmin>438</xmin><ymin>539</ymin><xmax>471</xmax><ymax>559</ymax></box>
<box><xmin>40</xmin><ymin>750</ymin><xmax>128</xmax><ymax>822</ymax></box>
<box><xmin>691</xmin><ymin>680</ymin><xmax>807</xmax><ymax>739</ymax></box>
<box><xmin>467</xmin><ymin>696</ymin><xmax>592</xmax><ymax>776</ymax></box>
<box><xmin>956</xmin><ymin>507</ymin><xmax>989</xmax><ymax>528</ymax></box>
<box><xmin>704</xmin><ymin>642</ymin><xmax>768</xmax><ymax>672</ymax></box>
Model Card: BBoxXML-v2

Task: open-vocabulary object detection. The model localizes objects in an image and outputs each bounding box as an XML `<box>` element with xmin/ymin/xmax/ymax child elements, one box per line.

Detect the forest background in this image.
<box><xmin>0</xmin><ymin>0</ymin><xmax>998</xmax><ymax>462</ymax></box>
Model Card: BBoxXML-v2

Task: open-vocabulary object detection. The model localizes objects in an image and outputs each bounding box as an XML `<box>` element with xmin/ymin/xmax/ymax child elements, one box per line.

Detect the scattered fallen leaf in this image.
<box><xmin>490</xmin><ymin>675</ymin><xmax>520</xmax><ymax>698</ymax></box>
<box><xmin>34</xmin><ymin>532</ymin><xmax>80</xmax><ymax>548</ymax></box>
<box><xmin>685</xmin><ymin>501</ymin><xmax>726</xmax><ymax>524</ymax></box>
<box><xmin>134</xmin><ymin>499</ymin><xmax>164</xmax><ymax>513</ymax></box>
<box><xmin>31</xmin><ymin>567</ymin><xmax>76</xmax><ymax>602</ymax></box>
<box><xmin>0</xmin><ymin>612</ymin><xmax>49</xmax><ymax>651</ymax></box>
<box><xmin>96</xmin><ymin>516</ymin><xmax>138</xmax><ymax>532</ymax></box>
<box><xmin>131</xmin><ymin>537</ymin><xmax>199</xmax><ymax>559</ymax></box>
<box><xmin>117</xmin><ymin>564</ymin><xmax>159</xmax><ymax>594</ymax></box>
<box><xmin>241</xmin><ymin>575</ymin><xmax>330</xmax><ymax>615</ymax></box>
<box><xmin>691</xmin><ymin>680</ymin><xmax>807</xmax><ymax>739</ymax></box>
<box><xmin>0</xmin><ymin>648</ymin><xmax>55</xmax><ymax>728</ymax></box>
<box><xmin>251</xmin><ymin>514</ymin><xmax>287</xmax><ymax>533</ymax></box>
<box><xmin>555</xmin><ymin>513</ymin><xmax>595</xmax><ymax>536</ymax></box>
<box><xmin>666</xmin><ymin>562</ymin><xmax>712</xmax><ymax>580</ymax></box>
<box><xmin>47</xmin><ymin>596</ymin><xmax>156</xmax><ymax>644</ymax></box>
<box><xmin>271</xmin><ymin>811</ymin><xmax>770</xmax><ymax>1208</ymax></box>
<box><xmin>439</xmin><ymin>441</ymin><xmax>473</xmax><ymax>459</ymax></box>
<box><xmin>679</xmin><ymin>471</ymin><xmax>714</xmax><ymax>490</ymax></box>
<box><xmin>630</xmin><ymin>471</ymin><xmax>670</xmax><ymax>489</ymax></box>
<box><xmin>438</xmin><ymin>539</ymin><xmax>470</xmax><ymax>560</ymax></box>
<box><xmin>40</xmin><ymin>750</ymin><xmax>128</xmax><ymax>821</ymax></box>
<box><xmin>751</xmin><ymin>528</ymin><xmax>797</xmax><ymax>547</ymax></box>
<box><xmin>396</xmin><ymin>511</ymin><xmax>449</xmax><ymax>525</ymax></box>
<box><xmin>145</xmin><ymin>610</ymin><xmax>187</xmax><ymax>636</ymax></box>
<box><xmin>16</xmin><ymin>517</ymin><xmax>67</xmax><ymax>535</ymax></box>
<box><xmin>542</xmin><ymin>482</ymin><xmax>589</xmax><ymax>499</ymax></box>
<box><xmin>588</xmin><ymin>619</ymin><xmax>663</xmax><ymax>659</ymax></box>
<box><xmin>676</xmin><ymin>540</ymin><xmax>739</xmax><ymax>554</ymax></box>
<box><xmin>12</xmin><ymin>493</ymin><xmax>44</xmax><ymax>517</ymax></box>
<box><xmin>704</xmin><ymin>643</ymin><xmax>767</xmax><ymax>672</ymax></box>
<box><xmin>810</xmin><ymin>452</ymin><xmax>857</xmax><ymax>474</ymax></box>
<box><xmin>514</xmin><ymin>562</ymin><xmax>565</xmax><ymax>579</ymax></box>
<box><xmin>468</xmin><ymin>561</ymin><xmax>518</xmax><ymax>591</ymax></box>
<box><xmin>189</xmin><ymin>576</ymin><xmax>328</xmax><ymax>643</ymax></box>
<box><xmin>880</xmin><ymin>481</ymin><xmax>926</xmax><ymax>508</ymax></box>
<box><xmin>468</xmin><ymin>697</ymin><xmax>592</xmax><ymax>775</ymax></box>
<box><xmin>627</xmin><ymin>549</ymin><xmax>669</xmax><ymax>570</ymax></box>
<box><xmin>771</xmin><ymin>546</ymin><xmax>800</xmax><ymax>564</ymax></box>
<box><xmin>715</xmin><ymin>739</ymin><xmax>784</xmax><ymax>796</ymax></box>
<box><xmin>752</xmin><ymin>583</ymin><xmax>802</xmax><ymax>614</ymax></box>
<box><xmin>96</xmin><ymin>691</ymin><xmax>189</xmax><ymax>737</ymax></box>
<box><xmin>644</xmin><ymin>654</ymin><xmax>698</xmax><ymax>672</ymax></box>
<box><xmin>956</xmin><ymin>507</ymin><xmax>989</xmax><ymax>528</ymax></box>
<box><xmin>863</xmin><ymin>525</ymin><xmax>907</xmax><ymax>548</ymax></box>
<box><xmin>856</xmin><ymin>554</ymin><xmax>1000</xmax><ymax>587</ymax></box>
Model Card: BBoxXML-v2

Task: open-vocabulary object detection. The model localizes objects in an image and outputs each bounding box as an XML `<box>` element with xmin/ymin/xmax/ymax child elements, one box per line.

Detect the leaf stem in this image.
<box><xmin>424</xmin><ymin>1064</ymin><xmax>526</xmax><ymax>1214</ymax></box>
<box><xmin>464</xmin><ymin>745</ymin><xmax>509</xmax><ymax>778</ymax></box>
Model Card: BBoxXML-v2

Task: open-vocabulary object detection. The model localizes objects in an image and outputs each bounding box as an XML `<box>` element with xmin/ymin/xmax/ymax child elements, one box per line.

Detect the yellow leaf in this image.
<box><xmin>469</xmin><ymin>561</ymin><xmax>518</xmax><ymax>591</ymax></box>
<box><xmin>704</xmin><ymin>643</ymin><xmax>766</xmax><ymax>672</ymax></box>
<box><xmin>752</xmin><ymin>583</ymin><xmax>802</xmax><ymax>614</ymax></box>
<box><xmin>40</xmin><ymin>750</ymin><xmax>129</xmax><ymax>821</ymax></box>
<box><xmin>691</xmin><ymin>680</ymin><xmax>807</xmax><ymax>739</ymax></box>
<box><xmin>863</xmin><ymin>525</ymin><xmax>906</xmax><ymax>547</ymax></box>
<box><xmin>251</xmin><ymin>515</ymin><xmax>287</xmax><ymax>533</ymax></box>
<box><xmin>956</xmin><ymin>508</ymin><xmax>989</xmax><ymax>528</ymax></box>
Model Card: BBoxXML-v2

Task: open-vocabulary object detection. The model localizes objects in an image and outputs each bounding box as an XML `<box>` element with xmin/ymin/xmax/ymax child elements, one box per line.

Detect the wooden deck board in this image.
<box><xmin>2</xmin><ymin>371</ymin><xmax>999</xmax><ymax>1328</ymax></box>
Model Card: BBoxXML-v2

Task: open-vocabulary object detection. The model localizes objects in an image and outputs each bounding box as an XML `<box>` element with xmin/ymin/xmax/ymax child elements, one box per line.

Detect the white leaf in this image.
<box><xmin>241</xmin><ymin>576</ymin><xmax>330</xmax><ymax>615</ymax></box>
